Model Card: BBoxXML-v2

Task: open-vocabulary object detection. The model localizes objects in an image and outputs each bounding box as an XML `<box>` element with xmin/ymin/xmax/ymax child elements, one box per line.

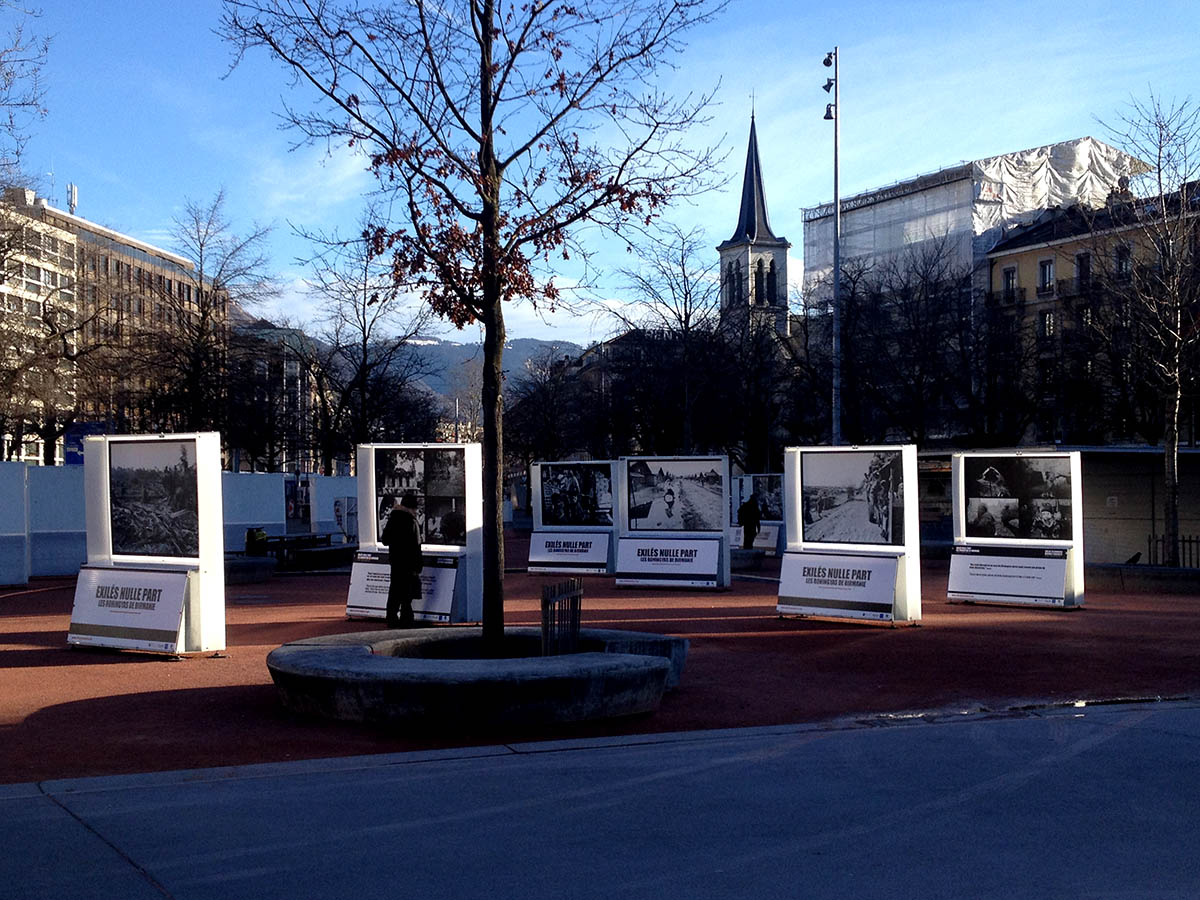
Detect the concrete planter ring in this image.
<box><xmin>266</xmin><ymin>627</ymin><xmax>689</xmax><ymax>730</ymax></box>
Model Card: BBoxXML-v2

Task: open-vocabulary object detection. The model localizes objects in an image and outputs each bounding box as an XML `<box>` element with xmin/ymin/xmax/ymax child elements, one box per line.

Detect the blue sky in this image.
<box><xmin>17</xmin><ymin>0</ymin><xmax>1200</xmax><ymax>347</ymax></box>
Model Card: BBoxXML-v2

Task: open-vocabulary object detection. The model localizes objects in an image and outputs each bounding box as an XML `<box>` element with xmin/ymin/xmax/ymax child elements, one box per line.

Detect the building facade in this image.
<box><xmin>803</xmin><ymin>137</ymin><xmax>1144</xmax><ymax>303</ymax></box>
<box><xmin>1</xmin><ymin>187</ymin><xmax>230</xmax><ymax>462</ymax></box>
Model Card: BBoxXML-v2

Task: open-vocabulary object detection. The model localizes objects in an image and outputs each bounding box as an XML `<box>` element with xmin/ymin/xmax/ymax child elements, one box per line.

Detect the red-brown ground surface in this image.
<box><xmin>4</xmin><ymin>548</ymin><xmax>1200</xmax><ymax>785</ymax></box>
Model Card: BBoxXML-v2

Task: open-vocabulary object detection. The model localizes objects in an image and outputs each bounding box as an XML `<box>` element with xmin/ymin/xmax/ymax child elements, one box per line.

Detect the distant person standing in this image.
<box><xmin>381</xmin><ymin>493</ymin><xmax>423</xmax><ymax>627</ymax></box>
<box><xmin>738</xmin><ymin>494</ymin><xmax>761</xmax><ymax>549</ymax></box>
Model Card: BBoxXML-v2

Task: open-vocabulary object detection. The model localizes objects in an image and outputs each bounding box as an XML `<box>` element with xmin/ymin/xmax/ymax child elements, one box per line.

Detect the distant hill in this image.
<box><xmin>411</xmin><ymin>336</ymin><xmax>585</xmax><ymax>399</ymax></box>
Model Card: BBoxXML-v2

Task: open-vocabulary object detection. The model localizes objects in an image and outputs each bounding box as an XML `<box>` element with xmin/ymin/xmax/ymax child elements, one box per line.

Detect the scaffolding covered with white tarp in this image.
<box><xmin>802</xmin><ymin>136</ymin><xmax>1146</xmax><ymax>300</ymax></box>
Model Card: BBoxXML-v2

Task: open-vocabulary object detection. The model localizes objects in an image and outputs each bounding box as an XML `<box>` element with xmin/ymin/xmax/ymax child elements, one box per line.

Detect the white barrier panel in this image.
<box><xmin>346</xmin><ymin>549</ymin><xmax>459</xmax><ymax>622</ymax></box>
<box><xmin>779</xmin><ymin>552</ymin><xmax>900</xmax><ymax>622</ymax></box>
<box><xmin>312</xmin><ymin>475</ymin><xmax>358</xmax><ymax>539</ymax></box>
<box><xmin>528</xmin><ymin>532</ymin><xmax>610</xmax><ymax>573</ymax></box>
<box><xmin>28</xmin><ymin>465</ymin><xmax>86</xmax><ymax>576</ymax></box>
<box><xmin>0</xmin><ymin>462</ymin><xmax>29</xmax><ymax>586</ymax></box>
<box><xmin>222</xmin><ymin>472</ymin><xmax>287</xmax><ymax>547</ymax></box>
<box><xmin>615</xmin><ymin>537</ymin><xmax>721</xmax><ymax>588</ymax></box>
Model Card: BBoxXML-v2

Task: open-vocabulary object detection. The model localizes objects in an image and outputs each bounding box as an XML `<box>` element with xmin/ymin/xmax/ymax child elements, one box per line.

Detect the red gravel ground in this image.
<box><xmin>3</xmin><ymin>554</ymin><xmax>1200</xmax><ymax>785</ymax></box>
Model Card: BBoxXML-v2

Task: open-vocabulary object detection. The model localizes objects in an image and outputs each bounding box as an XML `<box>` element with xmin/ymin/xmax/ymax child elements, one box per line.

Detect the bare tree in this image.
<box><xmin>299</xmin><ymin>226</ymin><xmax>439</xmax><ymax>473</ymax></box>
<box><xmin>1087</xmin><ymin>93</ymin><xmax>1200</xmax><ymax>564</ymax></box>
<box><xmin>0</xmin><ymin>2</ymin><xmax>47</xmax><ymax>187</ymax></box>
<box><xmin>134</xmin><ymin>190</ymin><xmax>274</xmax><ymax>433</ymax></box>
<box><xmin>222</xmin><ymin>0</ymin><xmax>728</xmax><ymax>639</ymax></box>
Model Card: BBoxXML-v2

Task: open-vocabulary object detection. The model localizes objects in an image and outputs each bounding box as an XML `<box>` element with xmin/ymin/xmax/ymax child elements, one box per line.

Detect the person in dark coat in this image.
<box><xmin>381</xmin><ymin>493</ymin><xmax>423</xmax><ymax>627</ymax></box>
<box><xmin>738</xmin><ymin>493</ymin><xmax>761</xmax><ymax>550</ymax></box>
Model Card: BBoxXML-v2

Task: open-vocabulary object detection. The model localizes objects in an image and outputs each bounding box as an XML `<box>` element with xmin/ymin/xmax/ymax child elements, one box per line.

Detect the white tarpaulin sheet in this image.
<box><xmin>803</xmin><ymin>137</ymin><xmax>1145</xmax><ymax>298</ymax></box>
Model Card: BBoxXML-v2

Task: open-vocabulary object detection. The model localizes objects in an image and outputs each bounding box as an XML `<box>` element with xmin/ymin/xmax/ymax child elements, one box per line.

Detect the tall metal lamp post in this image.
<box><xmin>823</xmin><ymin>47</ymin><xmax>841</xmax><ymax>445</ymax></box>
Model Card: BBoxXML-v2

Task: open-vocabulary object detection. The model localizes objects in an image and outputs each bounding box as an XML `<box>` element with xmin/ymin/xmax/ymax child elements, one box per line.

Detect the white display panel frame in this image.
<box><xmin>355</xmin><ymin>443</ymin><xmax>483</xmax><ymax>622</ymax></box>
<box><xmin>779</xmin><ymin>444</ymin><xmax>921</xmax><ymax>623</ymax></box>
<box><xmin>70</xmin><ymin>432</ymin><xmax>225</xmax><ymax>653</ymax></box>
<box><xmin>949</xmin><ymin>450</ymin><xmax>1084</xmax><ymax>608</ymax></box>
<box><xmin>615</xmin><ymin>455</ymin><xmax>730</xmax><ymax>588</ymax></box>
<box><xmin>530</xmin><ymin>460</ymin><xmax>616</xmax><ymax>574</ymax></box>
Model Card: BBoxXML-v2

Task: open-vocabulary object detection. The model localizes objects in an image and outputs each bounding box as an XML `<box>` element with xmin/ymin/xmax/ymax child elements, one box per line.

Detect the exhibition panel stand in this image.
<box><xmin>614</xmin><ymin>456</ymin><xmax>731</xmax><ymax>589</ymax></box>
<box><xmin>947</xmin><ymin>450</ymin><xmax>1084</xmax><ymax>608</ymax></box>
<box><xmin>777</xmin><ymin>444</ymin><xmax>921</xmax><ymax>624</ymax></box>
<box><xmin>731</xmin><ymin>472</ymin><xmax>786</xmax><ymax>555</ymax></box>
<box><xmin>68</xmin><ymin>432</ymin><xmax>226</xmax><ymax>654</ymax></box>
<box><xmin>528</xmin><ymin>460</ymin><xmax>616</xmax><ymax>574</ymax></box>
<box><xmin>345</xmin><ymin>443</ymin><xmax>483</xmax><ymax>623</ymax></box>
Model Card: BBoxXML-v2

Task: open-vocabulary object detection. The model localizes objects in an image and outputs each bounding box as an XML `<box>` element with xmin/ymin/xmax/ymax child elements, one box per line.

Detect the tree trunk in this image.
<box><xmin>1164</xmin><ymin>376</ymin><xmax>1182</xmax><ymax>566</ymax></box>
<box><xmin>480</xmin><ymin>294</ymin><xmax>505</xmax><ymax>643</ymax></box>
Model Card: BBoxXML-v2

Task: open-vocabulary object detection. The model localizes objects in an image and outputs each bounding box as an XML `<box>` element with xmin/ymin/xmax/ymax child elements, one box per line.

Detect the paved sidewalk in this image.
<box><xmin>5</xmin><ymin>700</ymin><xmax>1200</xmax><ymax>899</ymax></box>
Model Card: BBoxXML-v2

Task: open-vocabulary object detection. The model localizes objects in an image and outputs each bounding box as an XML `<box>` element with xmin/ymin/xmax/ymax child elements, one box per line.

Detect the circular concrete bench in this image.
<box><xmin>267</xmin><ymin>627</ymin><xmax>688</xmax><ymax>729</ymax></box>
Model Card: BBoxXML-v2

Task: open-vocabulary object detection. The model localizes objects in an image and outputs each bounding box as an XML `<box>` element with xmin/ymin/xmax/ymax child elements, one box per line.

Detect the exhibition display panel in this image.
<box><xmin>68</xmin><ymin>432</ymin><xmax>226</xmax><ymax>653</ymax></box>
<box><xmin>346</xmin><ymin>443</ymin><xmax>483</xmax><ymax>622</ymax></box>
<box><xmin>947</xmin><ymin>451</ymin><xmax>1084</xmax><ymax>608</ymax></box>
<box><xmin>529</xmin><ymin>460</ymin><xmax>615</xmax><ymax>574</ymax></box>
<box><xmin>778</xmin><ymin>445</ymin><xmax>921</xmax><ymax>623</ymax></box>
<box><xmin>614</xmin><ymin>456</ymin><xmax>730</xmax><ymax>588</ymax></box>
<box><xmin>731</xmin><ymin>473</ymin><xmax>785</xmax><ymax>554</ymax></box>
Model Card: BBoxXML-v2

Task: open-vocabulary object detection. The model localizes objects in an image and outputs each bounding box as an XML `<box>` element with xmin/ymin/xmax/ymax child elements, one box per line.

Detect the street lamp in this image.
<box><xmin>823</xmin><ymin>47</ymin><xmax>841</xmax><ymax>445</ymax></box>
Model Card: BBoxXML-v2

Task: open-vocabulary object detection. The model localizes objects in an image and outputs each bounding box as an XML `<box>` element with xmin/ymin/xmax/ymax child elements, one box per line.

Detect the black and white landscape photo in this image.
<box><xmin>963</xmin><ymin>455</ymin><xmax>1072</xmax><ymax>539</ymax></box>
<box><xmin>109</xmin><ymin>440</ymin><xmax>200</xmax><ymax>557</ymax></box>
<box><xmin>801</xmin><ymin>450</ymin><xmax>904</xmax><ymax>545</ymax></box>
<box><xmin>541</xmin><ymin>462</ymin><xmax>613</xmax><ymax>527</ymax></box>
<box><xmin>627</xmin><ymin>457</ymin><xmax>725</xmax><ymax>532</ymax></box>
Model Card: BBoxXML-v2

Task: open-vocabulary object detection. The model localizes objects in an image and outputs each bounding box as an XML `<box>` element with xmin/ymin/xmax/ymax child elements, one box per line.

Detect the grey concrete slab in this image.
<box><xmin>3</xmin><ymin>702</ymin><xmax>1200</xmax><ymax>899</ymax></box>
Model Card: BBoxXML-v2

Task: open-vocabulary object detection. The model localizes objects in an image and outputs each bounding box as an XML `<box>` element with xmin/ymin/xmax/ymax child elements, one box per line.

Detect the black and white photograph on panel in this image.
<box><xmin>425</xmin><ymin>448</ymin><xmax>466</xmax><ymax>496</ymax></box>
<box><xmin>108</xmin><ymin>439</ymin><xmax>200</xmax><ymax>557</ymax></box>
<box><xmin>752</xmin><ymin>474</ymin><xmax>784</xmax><ymax>521</ymax></box>
<box><xmin>374</xmin><ymin>448</ymin><xmax>425</xmax><ymax>533</ymax></box>
<box><xmin>541</xmin><ymin>462</ymin><xmax>614</xmax><ymax>527</ymax></box>
<box><xmin>425</xmin><ymin>495</ymin><xmax>467</xmax><ymax>545</ymax></box>
<box><xmin>963</xmin><ymin>455</ymin><xmax>1072</xmax><ymax>539</ymax></box>
<box><xmin>801</xmin><ymin>450</ymin><xmax>904</xmax><ymax>545</ymax></box>
<box><xmin>627</xmin><ymin>458</ymin><xmax>725</xmax><ymax>532</ymax></box>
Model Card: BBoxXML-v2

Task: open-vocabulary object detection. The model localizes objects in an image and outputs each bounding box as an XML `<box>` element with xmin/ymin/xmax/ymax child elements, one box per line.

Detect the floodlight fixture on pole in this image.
<box><xmin>824</xmin><ymin>46</ymin><xmax>842</xmax><ymax>445</ymax></box>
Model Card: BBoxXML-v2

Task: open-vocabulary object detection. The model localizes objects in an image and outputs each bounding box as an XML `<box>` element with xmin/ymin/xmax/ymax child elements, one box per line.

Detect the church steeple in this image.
<box><xmin>718</xmin><ymin>114</ymin><xmax>791</xmax><ymax>337</ymax></box>
<box><xmin>720</xmin><ymin>115</ymin><xmax>787</xmax><ymax>249</ymax></box>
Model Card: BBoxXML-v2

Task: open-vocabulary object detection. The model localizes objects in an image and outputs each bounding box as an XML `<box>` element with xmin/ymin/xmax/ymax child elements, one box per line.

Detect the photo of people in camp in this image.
<box><xmin>627</xmin><ymin>458</ymin><xmax>725</xmax><ymax>532</ymax></box>
<box><xmin>801</xmin><ymin>450</ymin><xmax>904</xmax><ymax>546</ymax></box>
<box><xmin>540</xmin><ymin>462</ymin><xmax>614</xmax><ymax>527</ymax></box>
<box><xmin>109</xmin><ymin>440</ymin><xmax>200</xmax><ymax>557</ymax></box>
<box><xmin>373</xmin><ymin>447</ymin><xmax>468</xmax><ymax>545</ymax></box>
<box><xmin>962</xmin><ymin>455</ymin><xmax>1072</xmax><ymax>540</ymax></box>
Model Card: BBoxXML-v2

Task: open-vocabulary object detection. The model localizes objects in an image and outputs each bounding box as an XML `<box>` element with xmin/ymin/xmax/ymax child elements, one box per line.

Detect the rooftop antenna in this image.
<box><xmin>67</xmin><ymin>183</ymin><xmax>77</xmax><ymax>214</ymax></box>
<box><xmin>46</xmin><ymin>158</ymin><xmax>55</xmax><ymax>205</ymax></box>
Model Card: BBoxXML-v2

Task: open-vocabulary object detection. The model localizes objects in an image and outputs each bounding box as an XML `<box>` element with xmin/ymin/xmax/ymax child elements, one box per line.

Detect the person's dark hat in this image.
<box><xmin>401</xmin><ymin>493</ymin><xmax>420</xmax><ymax>509</ymax></box>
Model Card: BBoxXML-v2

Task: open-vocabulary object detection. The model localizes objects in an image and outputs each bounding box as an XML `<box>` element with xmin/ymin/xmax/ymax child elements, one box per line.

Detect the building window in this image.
<box><xmin>1002</xmin><ymin>267</ymin><xmax>1017</xmax><ymax>300</ymax></box>
<box><xmin>1075</xmin><ymin>252</ymin><xmax>1091</xmax><ymax>288</ymax></box>
<box><xmin>1037</xmin><ymin>259</ymin><xmax>1055</xmax><ymax>295</ymax></box>
<box><xmin>1040</xmin><ymin>310</ymin><xmax>1056</xmax><ymax>338</ymax></box>
<box><xmin>1115</xmin><ymin>245</ymin><xmax>1131</xmax><ymax>278</ymax></box>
